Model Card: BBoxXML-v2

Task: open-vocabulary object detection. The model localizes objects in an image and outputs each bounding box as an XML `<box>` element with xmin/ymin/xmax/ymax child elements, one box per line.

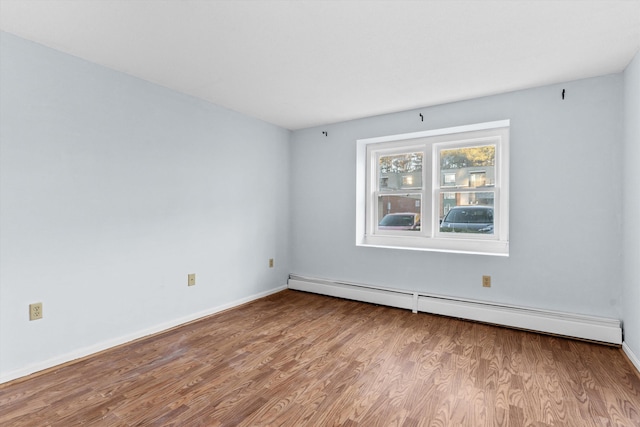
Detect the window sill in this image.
<box><xmin>357</xmin><ymin>235</ymin><xmax>509</xmax><ymax>257</ymax></box>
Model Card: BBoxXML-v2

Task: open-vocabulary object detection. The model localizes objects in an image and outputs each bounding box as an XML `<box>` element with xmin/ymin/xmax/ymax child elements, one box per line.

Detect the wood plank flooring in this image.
<box><xmin>1</xmin><ymin>289</ymin><xmax>639</xmax><ymax>426</ymax></box>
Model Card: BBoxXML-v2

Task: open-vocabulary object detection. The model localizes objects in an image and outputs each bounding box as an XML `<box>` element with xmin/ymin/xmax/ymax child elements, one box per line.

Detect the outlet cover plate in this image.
<box><xmin>29</xmin><ymin>302</ymin><xmax>43</xmax><ymax>320</ymax></box>
<box><xmin>482</xmin><ymin>275</ymin><xmax>491</xmax><ymax>288</ymax></box>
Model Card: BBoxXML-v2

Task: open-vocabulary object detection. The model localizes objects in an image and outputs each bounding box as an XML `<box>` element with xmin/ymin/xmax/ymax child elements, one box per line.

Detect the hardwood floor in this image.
<box><xmin>1</xmin><ymin>289</ymin><xmax>639</xmax><ymax>426</ymax></box>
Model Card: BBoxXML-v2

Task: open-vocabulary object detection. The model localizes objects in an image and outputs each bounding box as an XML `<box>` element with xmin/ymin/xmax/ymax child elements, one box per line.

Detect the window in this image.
<box><xmin>356</xmin><ymin>120</ymin><xmax>509</xmax><ymax>256</ymax></box>
<box><xmin>443</xmin><ymin>173</ymin><xmax>456</xmax><ymax>186</ymax></box>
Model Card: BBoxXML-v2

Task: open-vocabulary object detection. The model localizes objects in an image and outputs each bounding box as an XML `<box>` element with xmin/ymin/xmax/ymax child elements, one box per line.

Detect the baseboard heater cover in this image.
<box><xmin>287</xmin><ymin>275</ymin><xmax>622</xmax><ymax>345</ymax></box>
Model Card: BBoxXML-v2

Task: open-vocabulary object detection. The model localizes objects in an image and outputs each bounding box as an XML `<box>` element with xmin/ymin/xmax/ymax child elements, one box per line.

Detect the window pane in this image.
<box><xmin>379</xmin><ymin>152</ymin><xmax>422</xmax><ymax>190</ymax></box>
<box><xmin>439</xmin><ymin>192</ymin><xmax>494</xmax><ymax>234</ymax></box>
<box><xmin>440</xmin><ymin>145</ymin><xmax>495</xmax><ymax>188</ymax></box>
<box><xmin>377</xmin><ymin>194</ymin><xmax>421</xmax><ymax>231</ymax></box>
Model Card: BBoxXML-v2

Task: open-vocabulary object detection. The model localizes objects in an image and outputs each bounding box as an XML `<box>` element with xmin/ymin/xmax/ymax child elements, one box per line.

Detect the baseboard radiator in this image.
<box><xmin>287</xmin><ymin>275</ymin><xmax>622</xmax><ymax>345</ymax></box>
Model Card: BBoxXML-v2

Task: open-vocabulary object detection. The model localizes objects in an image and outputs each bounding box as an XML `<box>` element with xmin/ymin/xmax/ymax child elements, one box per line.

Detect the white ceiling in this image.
<box><xmin>1</xmin><ymin>1</ymin><xmax>639</xmax><ymax>130</ymax></box>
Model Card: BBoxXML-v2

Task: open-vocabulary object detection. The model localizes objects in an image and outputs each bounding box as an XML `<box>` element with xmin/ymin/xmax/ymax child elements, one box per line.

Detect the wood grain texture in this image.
<box><xmin>1</xmin><ymin>290</ymin><xmax>639</xmax><ymax>426</ymax></box>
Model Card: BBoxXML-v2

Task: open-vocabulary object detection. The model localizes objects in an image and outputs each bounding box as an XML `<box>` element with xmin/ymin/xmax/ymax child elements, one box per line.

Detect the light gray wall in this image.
<box><xmin>291</xmin><ymin>74</ymin><xmax>624</xmax><ymax>319</ymax></box>
<box><xmin>623</xmin><ymin>50</ymin><xmax>640</xmax><ymax>358</ymax></box>
<box><xmin>0</xmin><ymin>32</ymin><xmax>291</xmax><ymax>377</ymax></box>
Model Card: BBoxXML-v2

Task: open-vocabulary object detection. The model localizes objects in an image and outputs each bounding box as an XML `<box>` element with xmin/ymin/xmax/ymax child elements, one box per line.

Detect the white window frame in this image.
<box><xmin>356</xmin><ymin>120</ymin><xmax>509</xmax><ymax>256</ymax></box>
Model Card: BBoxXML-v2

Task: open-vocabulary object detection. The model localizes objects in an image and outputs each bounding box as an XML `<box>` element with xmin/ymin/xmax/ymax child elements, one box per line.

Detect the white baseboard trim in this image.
<box><xmin>0</xmin><ymin>285</ymin><xmax>287</xmax><ymax>385</ymax></box>
<box><xmin>288</xmin><ymin>275</ymin><xmax>622</xmax><ymax>345</ymax></box>
<box><xmin>623</xmin><ymin>342</ymin><xmax>640</xmax><ymax>374</ymax></box>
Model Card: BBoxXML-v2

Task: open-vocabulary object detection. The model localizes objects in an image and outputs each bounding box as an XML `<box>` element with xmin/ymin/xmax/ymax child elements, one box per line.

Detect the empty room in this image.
<box><xmin>1</xmin><ymin>1</ymin><xmax>639</xmax><ymax>425</ymax></box>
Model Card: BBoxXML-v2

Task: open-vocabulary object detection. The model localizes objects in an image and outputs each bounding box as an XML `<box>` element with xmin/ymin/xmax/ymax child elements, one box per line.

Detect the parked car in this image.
<box><xmin>439</xmin><ymin>205</ymin><xmax>493</xmax><ymax>233</ymax></box>
<box><xmin>379</xmin><ymin>212</ymin><xmax>420</xmax><ymax>231</ymax></box>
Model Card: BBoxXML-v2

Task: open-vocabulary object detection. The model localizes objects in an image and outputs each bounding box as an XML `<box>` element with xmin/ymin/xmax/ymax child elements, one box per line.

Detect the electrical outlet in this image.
<box><xmin>29</xmin><ymin>302</ymin><xmax>43</xmax><ymax>321</ymax></box>
<box><xmin>269</xmin><ymin>258</ymin><xmax>274</xmax><ymax>268</ymax></box>
<box><xmin>482</xmin><ymin>275</ymin><xmax>491</xmax><ymax>288</ymax></box>
<box><xmin>188</xmin><ymin>273</ymin><xmax>196</xmax><ymax>286</ymax></box>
